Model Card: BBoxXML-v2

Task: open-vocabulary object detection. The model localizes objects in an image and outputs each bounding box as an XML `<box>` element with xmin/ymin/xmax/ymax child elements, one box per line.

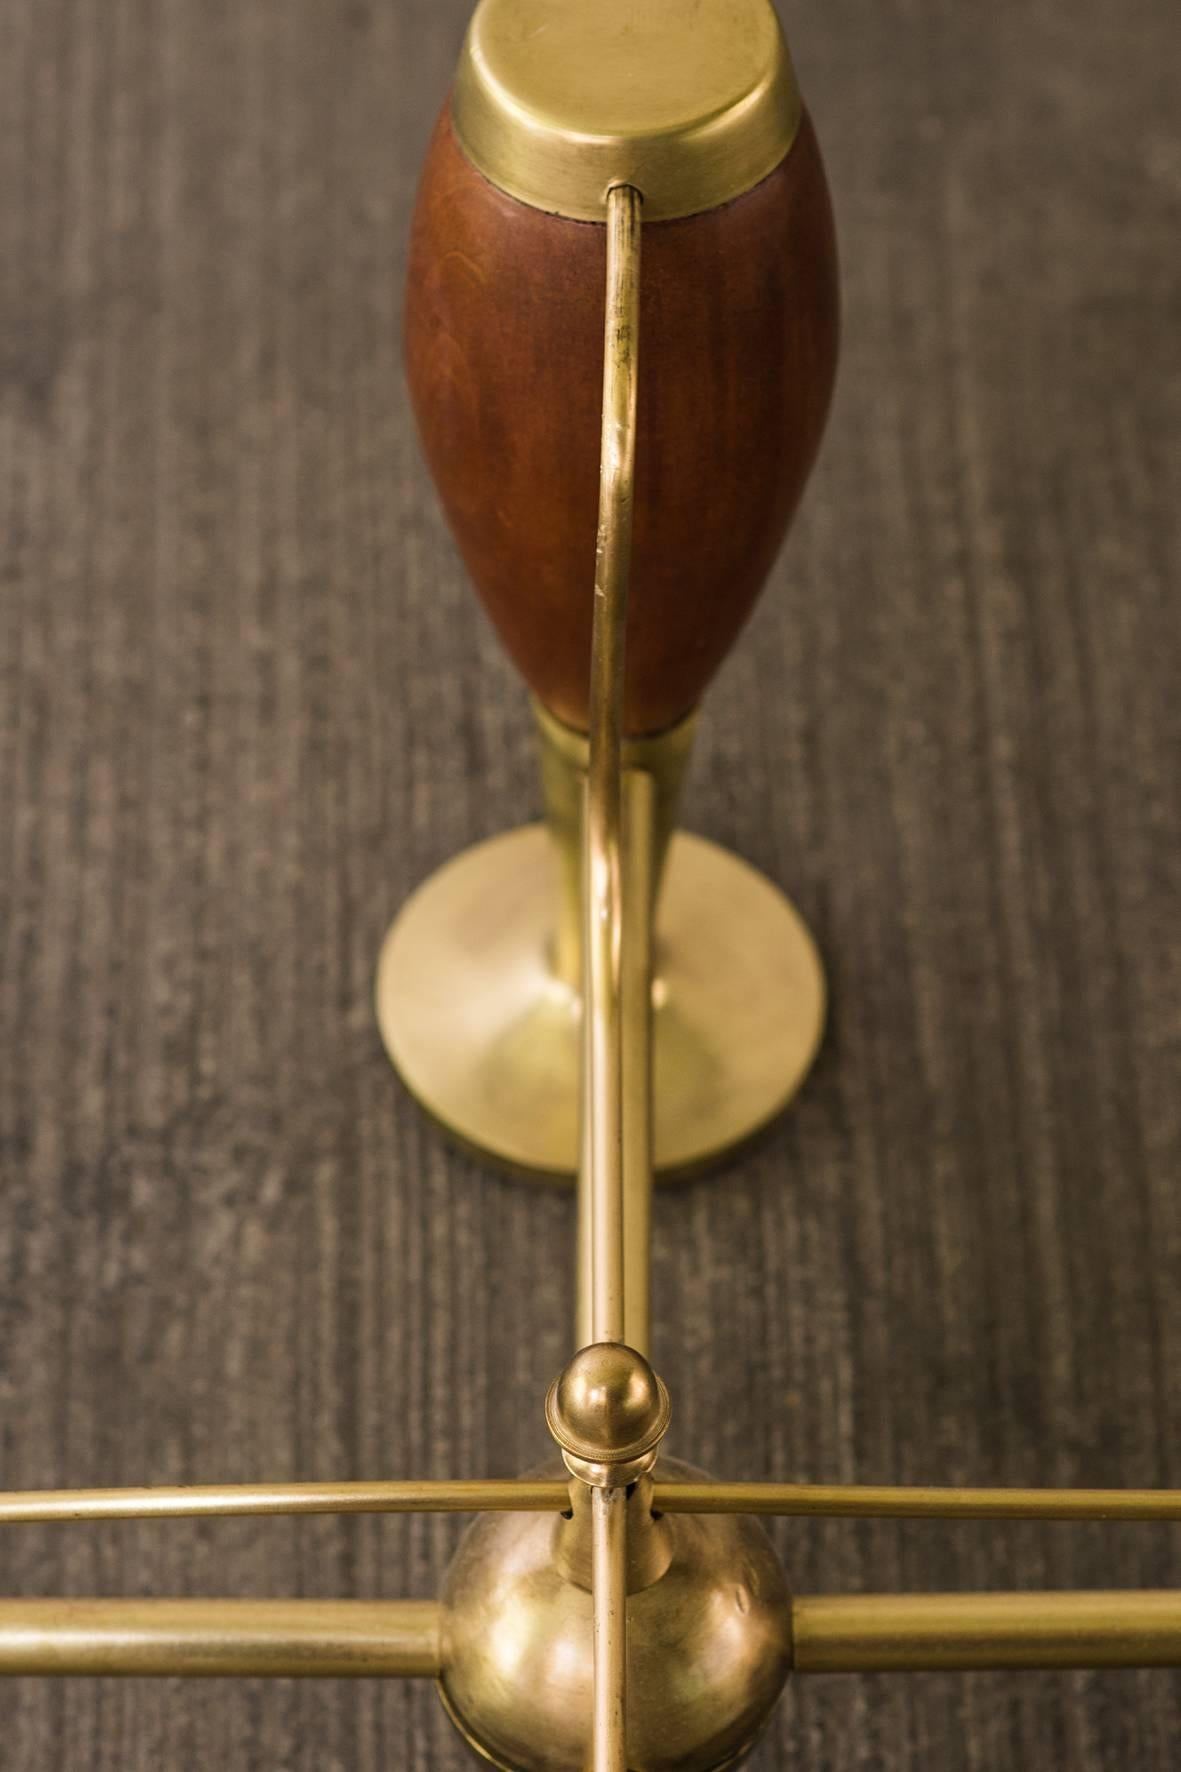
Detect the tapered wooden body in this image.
<box><xmin>403</xmin><ymin>105</ymin><xmax>839</xmax><ymax>736</ymax></box>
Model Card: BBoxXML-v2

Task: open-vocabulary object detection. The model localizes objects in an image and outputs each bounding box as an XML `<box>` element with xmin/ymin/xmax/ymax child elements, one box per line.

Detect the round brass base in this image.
<box><xmin>438</xmin><ymin>1458</ymin><xmax>790</xmax><ymax>1772</ymax></box>
<box><xmin>375</xmin><ymin>823</ymin><xmax>824</xmax><ymax>1181</ymax></box>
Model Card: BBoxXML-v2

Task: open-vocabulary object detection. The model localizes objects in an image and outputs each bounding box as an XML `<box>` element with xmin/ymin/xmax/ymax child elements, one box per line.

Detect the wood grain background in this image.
<box><xmin>0</xmin><ymin>0</ymin><xmax>1178</xmax><ymax>1766</ymax></box>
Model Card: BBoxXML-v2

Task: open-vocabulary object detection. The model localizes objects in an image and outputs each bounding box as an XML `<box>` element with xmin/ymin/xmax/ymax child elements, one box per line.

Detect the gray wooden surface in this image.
<box><xmin>1</xmin><ymin>0</ymin><xmax>1179</xmax><ymax>1765</ymax></box>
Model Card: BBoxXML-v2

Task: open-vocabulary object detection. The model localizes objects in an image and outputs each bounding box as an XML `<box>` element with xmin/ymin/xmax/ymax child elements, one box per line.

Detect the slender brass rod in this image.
<box><xmin>0</xmin><ymin>1600</ymin><xmax>440</xmax><ymax>1678</ymax></box>
<box><xmin>592</xmin><ymin>1486</ymin><xmax>628</xmax><ymax>1772</ymax></box>
<box><xmin>580</xmin><ymin>770</ymin><xmax>656</xmax><ymax>1356</ymax></box>
<box><xmin>656</xmin><ymin>1482</ymin><xmax>1181</xmax><ymax>1521</ymax></box>
<box><xmin>583</xmin><ymin>182</ymin><xmax>642</xmax><ymax>1350</ymax></box>
<box><xmin>791</xmin><ymin>1591</ymin><xmax>1181</xmax><ymax>1672</ymax></box>
<box><xmin>620</xmin><ymin>768</ymin><xmax>655</xmax><ymax>1359</ymax></box>
<box><xmin>0</xmin><ymin>1480</ymin><xmax>567</xmax><ymax>1524</ymax></box>
<box><xmin>7</xmin><ymin>1480</ymin><xmax>1181</xmax><ymax>1526</ymax></box>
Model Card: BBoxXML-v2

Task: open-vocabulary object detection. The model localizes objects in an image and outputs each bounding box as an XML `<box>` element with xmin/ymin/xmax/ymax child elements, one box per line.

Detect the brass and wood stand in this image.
<box><xmin>3</xmin><ymin>4</ymin><xmax>1179</xmax><ymax>1770</ymax></box>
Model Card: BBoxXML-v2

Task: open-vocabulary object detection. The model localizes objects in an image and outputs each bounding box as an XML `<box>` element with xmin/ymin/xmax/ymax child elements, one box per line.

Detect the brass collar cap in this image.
<box><xmin>452</xmin><ymin>0</ymin><xmax>803</xmax><ymax>222</ymax></box>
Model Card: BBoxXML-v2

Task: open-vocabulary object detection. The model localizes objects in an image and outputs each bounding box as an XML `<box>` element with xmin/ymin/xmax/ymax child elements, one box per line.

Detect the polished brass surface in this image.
<box><xmin>6</xmin><ymin>1477</ymin><xmax>1181</xmax><ymax>1526</ymax></box>
<box><xmin>593</xmin><ymin>1486</ymin><xmax>628</xmax><ymax>1772</ymax></box>
<box><xmin>547</xmin><ymin>1344</ymin><xmax>672</xmax><ymax>1488</ymax></box>
<box><xmin>538</xmin><ymin>701</ymin><xmax>696</xmax><ymax>996</ymax></box>
<box><xmin>659</xmin><ymin>1481</ymin><xmax>1181</xmax><ymax>1521</ymax></box>
<box><xmin>438</xmin><ymin>1458</ymin><xmax>792</xmax><ymax>1772</ymax></box>
<box><xmin>0</xmin><ymin>1601</ymin><xmax>440</xmax><ymax>1678</ymax></box>
<box><xmin>576</xmin><ymin>180</ymin><xmax>649</xmax><ymax>1770</ymax></box>
<box><xmin>452</xmin><ymin>0</ymin><xmax>802</xmax><ymax>222</ymax></box>
<box><xmin>620</xmin><ymin>771</ymin><xmax>656</xmax><ymax>1356</ymax></box>
<box><xmin>0</xmin><ymin>1479</ymin><xmax>568</xmax><ymax>1523</ymax></box>
<box><xmin>376</xmin><ymin>619</ymin><xmax>823</xmax><ymax>1187</ymax></box>
<box><xmin>10</xmin><ymin>1588</ymin><xmax>1181</xmax><ymax>1684</ymax></box>
<box><xmin>584</xmin><ymin>183</ymin><xmax>642</xmax><ymax>1350</ymax></box>
<box><xmin>791</xmin><ymin>1592</ymin><xmax>1181</xmax><ymax>1673</ymax></box>
<box><xmin>577</xmin><ymin>770</ymin><xmax>656</xmax><ymax>1351</ymax></box>
<box><xmin>554</xmin><ymin>1476</ymin><xmax>675</xmax><ymax>1598</ymax></box>
<box><xmin>374</xmin><ymin>823</ymin><xmax>826</xmax><ymax>1183</ymax></box>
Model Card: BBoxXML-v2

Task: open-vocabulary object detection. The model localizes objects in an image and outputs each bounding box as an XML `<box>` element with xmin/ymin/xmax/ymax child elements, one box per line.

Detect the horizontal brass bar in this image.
<box><xmin>791</xmin><ymin>1591</ymin><xmax>1181</xmax><ymax>1672</ymax></box>
<box><xmin>0</xmin><ymin>1600</ymin><xmax>440</xmax><ymax>1678</ymax></box>
<box><xmin>6</xmin><ymin>1479</ymin><xmax>1180</xmax><ymax>1528</ymax></box>
<box><xmin>656</xmin><ymin>1483</ymin><xmax>1181</xmax><ymax>1521</ymax></box>
<box><xmin>0</xmin><ymin>1480</ymin><xmax>568</xmax><ymax>1524</ymax></box>
<box><xmin>6</xmin><ymin>1592</ymin><xmax>1180</xmax><ymax>1680</ymax></box>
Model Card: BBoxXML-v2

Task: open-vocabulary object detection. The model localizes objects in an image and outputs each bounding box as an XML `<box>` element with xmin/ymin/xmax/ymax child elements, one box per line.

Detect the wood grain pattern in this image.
<box><xmin>404</xmin><ymin>106</ymin><xmax>839</xmax><ymax>734</ymax></box>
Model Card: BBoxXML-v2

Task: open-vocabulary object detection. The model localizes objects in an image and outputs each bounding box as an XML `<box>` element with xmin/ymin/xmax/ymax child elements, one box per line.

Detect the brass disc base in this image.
<box><xmin>375</xmin><ymin>823</ymin><xmax>824</xmax><ymax>1181</ymax></box>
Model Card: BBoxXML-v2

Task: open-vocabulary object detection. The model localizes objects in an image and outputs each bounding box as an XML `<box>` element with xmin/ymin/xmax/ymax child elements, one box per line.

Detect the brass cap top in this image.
<box><xmin>546</xmin><ymin>1344</ymin><xmax>671</xmax><ymax>1467</ymax></box>
<box><xmin>453</xmin><ymin>0</ymin><xmax>803</xmax><ymax>222</ymax></box>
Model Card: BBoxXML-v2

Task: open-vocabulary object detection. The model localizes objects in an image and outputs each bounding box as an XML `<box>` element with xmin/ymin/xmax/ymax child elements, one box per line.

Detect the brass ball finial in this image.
<box><xmin>546</xmin><ymin>1343</ymin><xmax>671</xmax><ymax>1485</ymax></box>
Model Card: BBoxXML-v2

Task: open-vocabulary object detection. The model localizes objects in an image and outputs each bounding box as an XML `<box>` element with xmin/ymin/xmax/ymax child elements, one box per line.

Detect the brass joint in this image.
<box><xmin>554</xmin><ymin>1475</ymin><xmax>675</xmax><ymax>1595</ymax></box>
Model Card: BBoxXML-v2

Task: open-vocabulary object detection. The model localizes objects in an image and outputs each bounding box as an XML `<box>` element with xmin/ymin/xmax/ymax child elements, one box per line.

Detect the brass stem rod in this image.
<box><xmin>620</xmin><ymin>768</ymin><xmax>655</xmax><ymax>1359</ymax></box>
<box><xmin>579</xmin><ymin>769</ymin><xmax>656</xmax><ymax>1357</ymax></box>
<box><xmin>0</xmin><ymin>1600</ymin><xmax>440</xmax><ymax>1679</ymax></box>
<box><xmin>791</xmin><ymin>1591</ymin><xmax>1181</xmax><ymax>1673</ymax></box>
<box><xmin>581</xmin><ymin>182</ymin><xmax>643</xmax><ymax>1772</ymax></box>
<box><xmin>592</xmin><ymin>1485</ymin><xmax>628</xmax><ymax>1772</ymax></box>
<box><xmin>583</xmin><ymin>182</ymin><xmax>642</xmax><ymax>1350</ymax></box>
<box><xmin>0</xmin><ymin>1480</ymin><xmax>567</xmax><ymax>1523</ymax></box>
<box><xmin>656</xmin><ymin>1482</ymin><xmax>1181</xmax><ymax>1521</ymax></box>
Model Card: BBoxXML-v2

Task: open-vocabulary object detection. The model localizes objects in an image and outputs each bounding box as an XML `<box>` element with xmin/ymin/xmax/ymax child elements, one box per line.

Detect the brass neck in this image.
<box><xmin>534</xmin><ymin>699</ymin><xmax>698</xmax><ymax>994</ymax></box>
<box><xmin>553</xmin><ymin>1475</ymin><xmax>674</xmax><ymax>1596</ymax></box>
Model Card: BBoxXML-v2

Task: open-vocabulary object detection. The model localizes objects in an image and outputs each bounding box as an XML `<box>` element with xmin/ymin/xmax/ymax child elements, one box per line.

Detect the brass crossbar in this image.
<box><xmin>0</xmin><ymin>1480</ymin><xmax>567</xmax><ymax>1523</ymax></box>
<box><xmin>0</xmin><ymin>1601</ymin><xmax>440</xmax><ymax>1678</ymax></box>
<box><xmin>656</xmin><ymin>1482</ymin><xmax>1181</xmax><ymax>1522</ymax></box>
<box><xmin>1</xmin><ymin>1593</ymin><xmax>1179</xmax><ymax>1679</ymax></box>
<box><xmin>791</xmin><ymin>1591</ymin><xmax>1181</xmax><ymax>1672</ymax></box>
<box><xmin>4</xmin><ymin>1479</ymin><xmax>1181</xmax><ymax>1525</ymax></box>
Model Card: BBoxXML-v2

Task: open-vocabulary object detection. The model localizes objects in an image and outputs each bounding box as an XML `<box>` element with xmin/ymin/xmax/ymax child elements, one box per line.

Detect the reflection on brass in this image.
<box><xmin>547</xmin><ymin>1343</ymin><xmax>671</xmax><ymax>1490</ymax></box>
<box><xmin>0</xmin><ymin>1601</ymin><xmax>440</xmax><ymax>1678</ymax></box>
<box><xmin>453</xmin><ymin>0</ymin><xmax>802</xmax><ymax>222</ymax></box>
<box><xmin>791</xmin><ymin>1592</ymin><xmax>1181</xmax><ymax>1673</ymax></box>
<box><xmin>6</xmin><ymin>1476</ymin><xmax>1181</xmax><ymax>1527</ymax></box>
<box><xmin>373</xmin><ymin>810</ymin><xmax>827</xmax><ymax>1185</ymax></box>
<box><xmin>616</xmin><ymin>771</ymin><xmax>656</xmax><ymax>1356</ymax></box>
<box><xmin>659</xmin><ymin>1481</ymin><xmax>1181</xmax><ymax>1521</ymax></box>
<box><xmin>438</xmin><ymin>1458</ymin><xmax>792</xmax><ymax>1772</ymax></box>
<box><xmin>0</xmin><ymin>1479</ymin><xmax>567</xmax><ymax>1524</ymax></box>
<box><xmin>583</xmin><ymin>183</ymin><xmax>642</xmax><ymax>1353</ymax></box>
<box><xmin>553</xmin><ymin>1476</ymin><xmax>675</xmax><ymax>1597</ymax></box>
<box><xmin>537</xmin><ymin>700</ymin><xmax>696</xmax><ymax>995</ymax></box>
<box><xmin>8</xmin><ymin>1587</ymin><xmax>1181</xmax><ymax>1684</ymax></box>
<box><xmin>574</xmin><ymin>178</ymin><xmax>656</xmax><ymax>1772</ymax></box>
<box><xmin>592</xmin><ymin>1485</ymin><xmax>628</xmax><ymax>1772</ymax></box>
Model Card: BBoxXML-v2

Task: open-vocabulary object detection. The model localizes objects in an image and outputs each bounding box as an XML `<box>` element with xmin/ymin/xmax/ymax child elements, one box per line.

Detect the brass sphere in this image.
<box><xmin>545</xmin><ymin>1342</ymin><xmax>671</xmax><ymax>1469</ymax></box>
<box><xmin>439</xmin><ymin>1458</ymin><xmax>791</xmax><ymax>1772</ymax></box>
